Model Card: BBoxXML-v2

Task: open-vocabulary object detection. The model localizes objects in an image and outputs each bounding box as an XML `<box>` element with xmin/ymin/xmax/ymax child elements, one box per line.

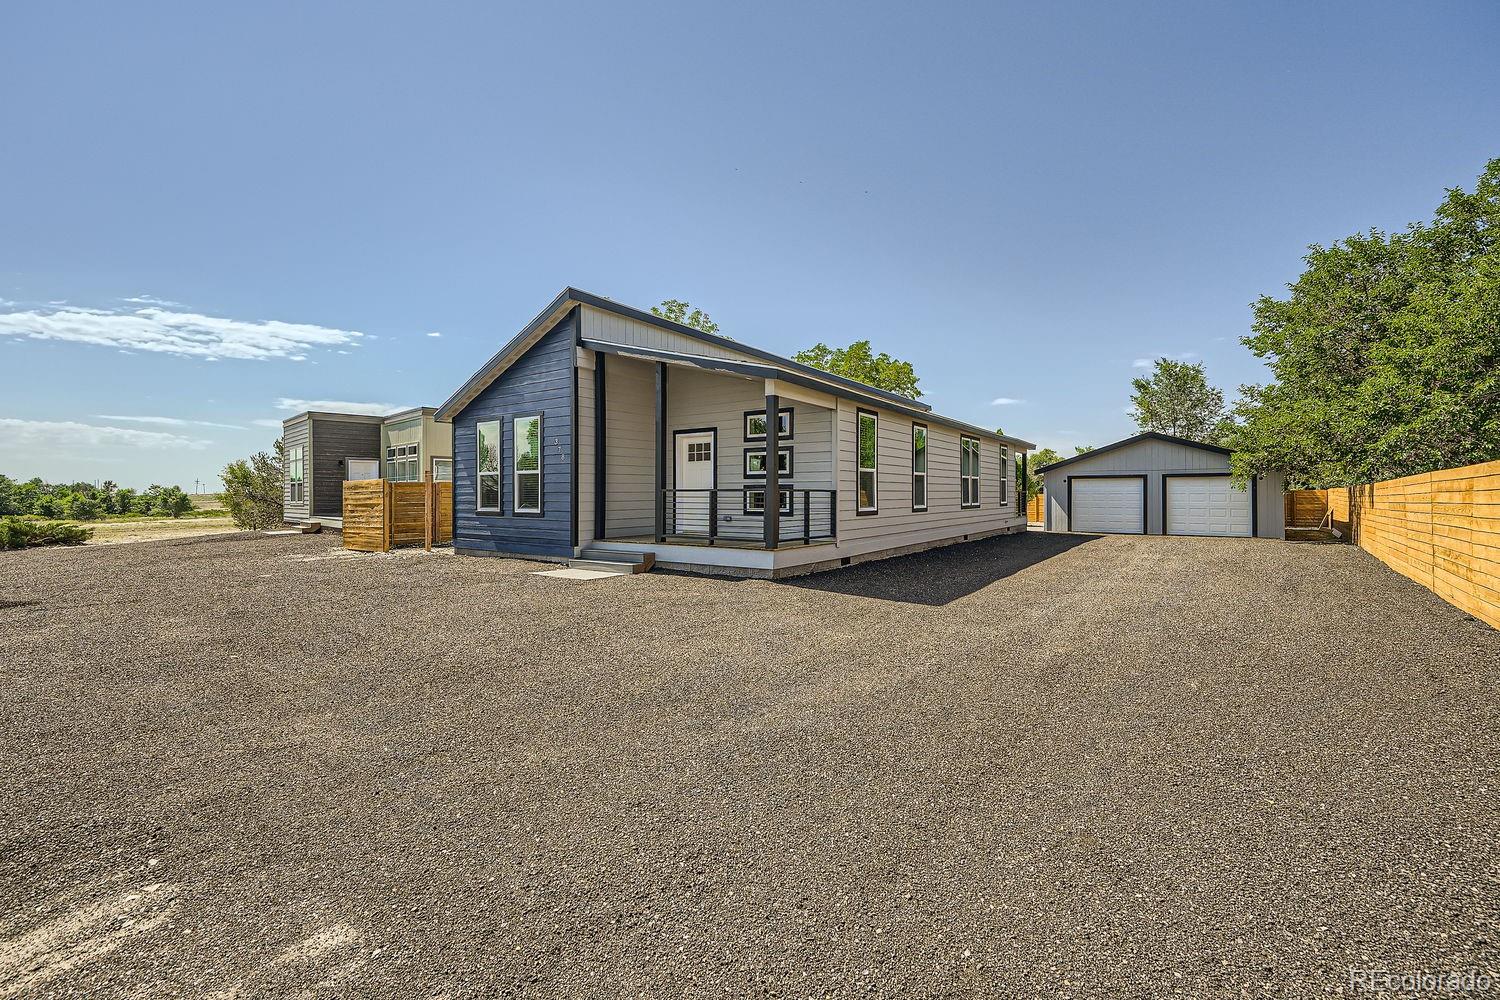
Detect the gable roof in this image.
<box><xmin>1033</xmin><ymin>432</ymin><xmax>1231</xmax><ymax>473</ymax></box>
<box><xmin>434</xmin><ymin>287</ymin><xmax>1034</xmax><ymax>448</ymax></box>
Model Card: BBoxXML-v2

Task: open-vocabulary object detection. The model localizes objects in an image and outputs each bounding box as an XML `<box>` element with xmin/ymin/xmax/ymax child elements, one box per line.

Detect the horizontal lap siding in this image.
<box><xmin>452</xmin><ymin>314</ymin><xmax>576</xmax><ymax>557</ymax></box>
<box><xmin>604</xmin><ymin>355</ymin><xmax>656</xmax><ymax>537</ymax></box>
<box><xmin>310</xmin><ymin>417</ymin><xmax>380</xmax><ymax>518</ymax></box>
<box><xmin>836</xmin><ymin>398</ymin><xmax>1020</xmax><ymax>551</ymax></box>
<box><xmin>577</xmin><ymin>350</ymin><xmax>595</xmax><ymax>547</ymax></box>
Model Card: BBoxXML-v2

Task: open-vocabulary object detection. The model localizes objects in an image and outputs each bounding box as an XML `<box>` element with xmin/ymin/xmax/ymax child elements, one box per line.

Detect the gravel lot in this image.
<box><xmin>1</xmin><ymin>531</ymin><xmax>1496</xmax><ymax>997</ymax></box>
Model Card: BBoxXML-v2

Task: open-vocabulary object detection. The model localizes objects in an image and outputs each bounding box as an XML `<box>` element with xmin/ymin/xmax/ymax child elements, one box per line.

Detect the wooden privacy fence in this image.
<box><xmin>1026</xmin><ymin>493</ymin><xmax>1045</xmax><ymax>523</ymax></box>
<box><xmin>342</xmin><ymin>479</ymin><xmax>453</xmax><ymax>552</ymax></box>
<box><xmin>1285</xmin><ymin>460</ymin><xmax>1500</xmax><ymax>629</ymax></box>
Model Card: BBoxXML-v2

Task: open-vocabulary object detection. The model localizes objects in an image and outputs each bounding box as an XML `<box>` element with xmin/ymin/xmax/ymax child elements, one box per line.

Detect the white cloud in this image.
<box><xmin>990</xmin><ymin>397</ymin><xmax>1024</xmax><ymax>406</ymax></box>
<box><xmin>96</xmin><ymin>414</ymin><xmax>244</xmax><ymax>430</ymax></box>
<box><xmin>426</xmin><ymin>331</ymin><xmax>442</xmax><ymax>338</ymax></box>
<box><xmin>1132</xmin><ymin>351</ymin><xmax>1197</xmax><ymax>369</ymax></box>
<box><xmin>0</xmin><ymin>304</ymin><xmax>365</xmax><ymax>361</ymax></box>
<box><xmin>121</xmin><ymin>294</ymin><xmax>183</xmax><ymax>307</ymax></box>
<box><xmin>251</xmin><ymin>418</ymin><xmax>285</xmax><ymax>428</ymax></box>
<box><xmin>0</xmin><ymin>418</ymin><xmax>211</xmax><ymax>450</ymax></box>
<box><xmin>274</xmin><ymin>397</ymin><xmax>400</xmax><ymax>416</ymax></box>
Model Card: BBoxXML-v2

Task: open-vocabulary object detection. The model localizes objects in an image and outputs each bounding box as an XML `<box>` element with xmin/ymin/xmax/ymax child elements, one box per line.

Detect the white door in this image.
<box><xmin>1071</xmin><ymin>478</ymin><xmax>1144</xmax><ymax>534</ymax></box>
<box><xmin>673</xmin><ymin>432</ymin><xmax>715</xmax><ymax>534</ymax></box>
<box><xmin>346</xmin><ymin>458</ymin><xmax>380</xmax><ymax>481</ymax></box>
<box><xmin>1166</xmin><ymin>476</ymin><xmax>1252</xmax><ymax>536</ymax></box>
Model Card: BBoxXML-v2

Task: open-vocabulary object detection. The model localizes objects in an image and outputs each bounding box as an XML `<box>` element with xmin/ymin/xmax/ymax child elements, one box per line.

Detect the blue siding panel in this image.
<box><xmin>451</xmin><ymin>313</ymin><xmax>576</xmax><ymax>557</ymax></box>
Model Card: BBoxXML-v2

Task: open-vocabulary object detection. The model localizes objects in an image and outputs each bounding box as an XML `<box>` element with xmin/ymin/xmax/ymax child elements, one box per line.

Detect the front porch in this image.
<box><xmin>584</xmin><ymin>346</ymin><xmax>839</xmax><ymax>554</ymax></box>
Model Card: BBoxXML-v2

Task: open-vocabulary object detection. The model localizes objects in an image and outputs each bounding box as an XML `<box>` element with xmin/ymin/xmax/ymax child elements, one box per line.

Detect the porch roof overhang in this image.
<box><xmin>583</xmin><ymin>338</ymin><xmax>1036</xmax><ymax>450</ymax></box>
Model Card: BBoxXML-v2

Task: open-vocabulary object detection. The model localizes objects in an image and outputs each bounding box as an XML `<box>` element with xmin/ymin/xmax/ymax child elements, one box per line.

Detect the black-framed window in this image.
<box><xmin>857</xmin><ymin>409</ymin><xmax>877</xmax><ymax>514</ymax></box>
<box><xmin>999</xmin><ymin>445</ymin><xmax>1009</xmax><ymax>505</ymax></box>
<box><xmin>744</xmin><ymin>487</ymin><xmax>793</xmax><ymax>516</ymax></box>
<box><xmin>744</xmin><ymin>408</ymin><xmax>793</xmax><ymax>442</ymax></box>
<box><xmin>960</xmin><ymin>435</ymin><xmax>980</xmax><ymax>508</ymax></box>
<box><xmin>744</xmin><ymin>447</ymin><xmax>792</xmax><ymax>478</ymax></box>
<box><xmin>513</xmin><ymin>414</ymin><xmax>542</xmax><ymax>515</ymax></box>
<box><xmin>287</xmin><ymin>445</ymin><xmax>305</xmax><ymax>503</ymax></box>
<box><xmin>912</xmin><ymin>423</ymin><xmax>928</xmax><ymax>512</ymax></box>
<box><xmin>476</xmin><ymin>419</ymin><xmax>501</xmax><ymax>512</ymax></box>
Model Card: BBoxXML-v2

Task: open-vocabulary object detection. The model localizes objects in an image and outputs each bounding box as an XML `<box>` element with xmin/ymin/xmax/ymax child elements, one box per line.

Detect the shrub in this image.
<box><xmin>221</xmin><ymin>446</ymin><xmax>284</xmax><ymax>530</ymax></box>
<box><xmin>0</xmin><ymin>517</ymin><xmax>94</xmax><ymax>549</ymax></box>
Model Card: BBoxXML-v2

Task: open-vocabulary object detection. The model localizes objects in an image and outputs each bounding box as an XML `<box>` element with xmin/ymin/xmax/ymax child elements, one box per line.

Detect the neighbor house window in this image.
<box><xmin>744</xmin><ymin>408</ymin><xmax>793</xmax><ymax>441</ymax></box>
<box><xmin>857</xmin><ymin>410</ymin><xmax>878</xmax><ymax>514</ymax></box>
<box><xmin>744</xmin><ymin>487</ymin><xmax>793</xmax><ymax>516</ymax></box>
<box><xmin>386</xmin><ymin>443</ymin><xmax>420</xmax><ymax>482</ymax></box>
<box><xmin>960</xmin><ymin>436</ymin><xmax>980</xmax><ymax>508</ymax></box>
<box><xmin>999</xmin><ymin>446</ymin><xmax>1009</xmax><ymax>505</ymax></box>
<box><xmin>744</xmin><ymin>447</ymin><xmax>793</xmax><ymax>478</ymax></box>
<box><xmin>477</xmin><ymin>420</ymin><xmax>501</xmax><ymax>511</ymax></box>
<box><xmin>287</xmin><ymin>445</ymin><xmax>305</xmax><ymax>503</ymax></box>
<box><xmin>432</xmin><ymin>458</ymin><xmax>453</xmax><ymax>483</ymax></box>
<box><xmin>513</xmin><ymin>414</ymin><xmax>542</xmax><ymax>514</ymax></box>
<box><xmin>912</xmin><ymin>423</ymin><xmax>928</xmax><ymax>512</ymax></box>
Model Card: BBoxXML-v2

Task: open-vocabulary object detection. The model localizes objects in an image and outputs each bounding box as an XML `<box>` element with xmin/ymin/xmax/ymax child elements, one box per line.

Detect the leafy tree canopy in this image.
<box><xmin>793</xmin><ymin>340</ymin><xmax>923</xmax><ymax>399</ymax></box>
<box><xmin>1231</xmin><ymin>158</ymin><xmax>1500</xmax><ymax>486</ymax></box>
<box><xmin>1130</xmin><ymin>359</ymin><xmax>1233</xmax><ymax>444</ymax></box>
<box><xmin>221</xmin><ymin>440</ymin><xmax>286</xmax><ymax>530</ymax></box>
<box><xmin>651</xmin><ymin>299</ymin><xmax>720</xmax><ymax>337</ymax></box>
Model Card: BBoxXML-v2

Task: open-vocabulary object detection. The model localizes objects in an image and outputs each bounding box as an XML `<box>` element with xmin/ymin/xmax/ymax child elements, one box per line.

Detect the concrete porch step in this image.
<box><xmin>572</xmin><ymin>548</ymin><xmax>655</xmax><ymax>573</ymax></box>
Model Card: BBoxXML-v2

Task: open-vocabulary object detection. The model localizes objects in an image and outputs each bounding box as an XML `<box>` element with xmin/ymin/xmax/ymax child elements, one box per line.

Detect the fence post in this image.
<box><xmin>382</xmin><ymin>479</ymin><xmax>392</xmax><ymax>552</ymax></box>
<box><xmin>424</xmin><ymin>474</ymin><xmax>433</xmax><ymax>552</ymax></box>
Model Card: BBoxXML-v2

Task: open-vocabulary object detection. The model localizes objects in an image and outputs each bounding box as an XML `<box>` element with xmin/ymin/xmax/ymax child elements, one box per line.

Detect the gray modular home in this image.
<box><xmin>281</xmin><ymin>407</ymin><xmax>454</xmax><ymax>526</ymax></box>
<box><xmin>1037</xmin><ymin>432</ymin><xmax>1285</xmax><ymax>538</ymax></box>
<box><xmin>434</xmin><ymin>287</ymin><xmax>1036</xmax><ymax>577</ymax></box>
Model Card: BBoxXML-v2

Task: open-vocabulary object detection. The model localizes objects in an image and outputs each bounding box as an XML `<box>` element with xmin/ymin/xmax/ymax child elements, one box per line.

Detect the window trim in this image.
<box><xmin>743</xmin><ymin>446</ymin><xmax>793</xmax><ymax>479</ymax></box>
<box><xmin>999</xmin><ymin>445</ymin><xmax>1009</xmax><ymax>506</ymax></box>
<box><xmin>960</xmin><ymin>435</ymin><xmax>980</xmax><ymax>509</ymax></box>
<box><xmin>743</xmin><ymin>486</ymin><xmax>793</xmax><ymax>516</ymax></box>
<box><xmin>476</xmin><ymin>419</ymin><xmax>502</xmax><ymax>514</ymax></box>
<box><xmin>856</xmin><ymin>408</ymin><xmax>879</xmax><ymax>515</ymax></box>
<box><xmin>432</xmin><ymin>457</ymin><xmax>453</xmax><ymax>483</ymax></box>
<box><xmin>743</xmin><ymin>407</ymin><xmax>794</xmax><ymax>442</ymax></box>
<box><xmin>512</xmin><ymin>412</ymin><xmax>544</xmax><ymax>517</ymax></box>
<box><xmin>911</xmin><ymin>422</ymin><xmax>928</xmax><ymax>512</ymax></box>
<box><xmin>287</xmin><ymin>444</ymin><xmax>305</xmax><ymax>504</ymax></box>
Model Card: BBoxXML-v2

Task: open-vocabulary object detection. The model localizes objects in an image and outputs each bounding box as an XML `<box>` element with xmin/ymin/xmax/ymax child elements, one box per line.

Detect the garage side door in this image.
<box><xmin>1166</xmin><ymin>476</ymin><xmax>1251</xmax><ymax>536</ymax></box>
<box><xmin>1071</xmin><ymin>477</ymin><xmax>1144</xmax><ymax>534</ymax></box>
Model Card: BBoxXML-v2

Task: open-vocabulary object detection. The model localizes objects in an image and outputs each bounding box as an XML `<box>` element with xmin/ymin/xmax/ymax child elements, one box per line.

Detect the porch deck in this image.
<box><xmin>604</xmin><ymin>533</ymin><xmax>837</xmax><ymax>551</ymax></box>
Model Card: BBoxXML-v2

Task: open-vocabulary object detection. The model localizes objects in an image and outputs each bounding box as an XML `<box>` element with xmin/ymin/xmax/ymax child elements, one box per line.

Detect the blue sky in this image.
<box><xmin>3</xmin><ymin>1</ymin><xmax>1496</xmax><ymax>489</ymax></box>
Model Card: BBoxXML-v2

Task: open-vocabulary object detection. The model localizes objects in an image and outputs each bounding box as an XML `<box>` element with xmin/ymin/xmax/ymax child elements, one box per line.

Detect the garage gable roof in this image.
<box><xmin>1034</xmin><ymin>432</ymin><xmax>1231</xmax><ymax>473</ymax></box>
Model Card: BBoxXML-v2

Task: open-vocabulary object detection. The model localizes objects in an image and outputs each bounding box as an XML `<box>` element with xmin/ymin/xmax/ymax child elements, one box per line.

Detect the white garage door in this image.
<box><xmin>1071</xmin><ymin>478</ymin><xmax>1144</xmax><ymax>534</ymax></box>
<box><xmin>1166</xmin><ymin>476</ymin><xmax>1252</xmax><ymax>536</ymax></box>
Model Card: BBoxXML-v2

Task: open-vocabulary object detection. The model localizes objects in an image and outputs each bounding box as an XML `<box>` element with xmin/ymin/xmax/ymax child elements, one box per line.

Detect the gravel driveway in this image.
<box><xmin>1</xmin><ymin>531</ymin><xmax>1496</xmax><ymax>997</ymax></box>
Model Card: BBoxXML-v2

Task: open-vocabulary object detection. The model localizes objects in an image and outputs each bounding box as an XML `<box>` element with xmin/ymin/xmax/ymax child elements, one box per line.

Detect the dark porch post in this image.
<box><xmin>654</xmin><ymin>362</ymin><xmax>668</xmax><ymax>543</ymax></box>
<box><xmin>594</xmin><ymin>355</ymin><xmax>606</xmax><ymax>542</ymax></box>
<box><xmin>764</xmin><ymin>390</ymin><xmax>780</xmax><ymax>550</ymax></box>
<box><xmin>1019</xmin><ymin>451</ymin><xmax>1028</xmax><ymax>513</ymax></box>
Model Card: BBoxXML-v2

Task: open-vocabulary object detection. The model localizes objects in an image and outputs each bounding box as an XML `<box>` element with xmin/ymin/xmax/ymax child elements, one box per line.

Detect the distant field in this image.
<box><xmin>188</xmin><ymin>493</ymin><xmax>226</xmax><ymax>511</ymax></box>
<box><xmin>85</xmin><ymin>516</ymin><xmax>241</xmax><ymax>545</ymax></box>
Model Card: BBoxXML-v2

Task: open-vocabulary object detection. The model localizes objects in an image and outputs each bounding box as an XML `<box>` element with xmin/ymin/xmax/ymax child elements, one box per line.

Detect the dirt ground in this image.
<box><xmin>83</xmin><ymin>516</ymin><xmax>241</xmax><ymax>545</ymax></box>
<box><xmin>1</xmin><ymin>530</ymin><xmax>1496</xmax><ymax>997</ymax></box>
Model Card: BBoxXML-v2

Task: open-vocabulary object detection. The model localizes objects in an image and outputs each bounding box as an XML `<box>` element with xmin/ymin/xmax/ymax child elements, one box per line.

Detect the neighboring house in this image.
<box><xmin>1037</xmin><ymin>432</ymin><xmax>1286</xmax><ymax>538</ymax></box>
<box><xmin>281</xmin><ymin>407</ymin><xmax>454</xmax><ymax>526</ymax></box>
<box><xmin>280</xmin><ymin>411</ymin><xmax>384</xmax><ymax>527</ymax></box>
<box><xmin>380</xmin><ymin>407</ymin><xmax>454</xmax><ymax>483</ymax></box>
<box><xmin>434</xmin><ymin>287</ymin><xmax>1035</xmax><ymax>577</ymax></box>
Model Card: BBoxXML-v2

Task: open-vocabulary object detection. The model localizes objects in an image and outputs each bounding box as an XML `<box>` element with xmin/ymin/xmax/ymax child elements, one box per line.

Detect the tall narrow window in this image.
<box><xmin>287</xmin><ymin>445</ymin><xmax>305</xmax><ymax>503</ymax></box>
<box><xmin>514</xmin><ymin>414</ymin><xmax>542</xmax><ymax>514</ymax></box>
<box><xmin>960</xmin><ymin>436</ymin><xmax>980</xmax><ymax>508</ymax></box>
<box><xmin>477</xmin><ymin>420</ymin><xmax>501</xmax><ymax>511</ymax></box>
<box><xmin>912</xmin><ymin>424</ymin><xmax>928</xmax><ymax>512</ymax></box>
<box><xmin>857</xmin><ymin>409</ymin><xmax>878</xmax><ymax>514</ymax></box>
<box><xmin>999</xmin><ymin>446</ymin><xmax>1009</xmax><ymax>505</ymax></box>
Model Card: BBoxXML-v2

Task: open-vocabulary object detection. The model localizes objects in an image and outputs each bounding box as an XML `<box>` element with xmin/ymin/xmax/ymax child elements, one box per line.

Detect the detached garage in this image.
<box><xmin>1039</xmin><ymin>432</ymin><xmax>1285</xmax><ymax>539</ymax></box>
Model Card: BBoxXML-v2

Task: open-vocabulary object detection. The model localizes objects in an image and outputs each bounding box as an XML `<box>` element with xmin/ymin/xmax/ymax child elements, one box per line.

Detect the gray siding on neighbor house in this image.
<box><xmin>1042</xmin><ymin>438</ymin><xmax>1285</xmax><ymax>538</ymax></box>
<box><xmin>309</xmin><ymin>416</ymin><xmax>381</xmax><ymax>518</ymax></box>
<box><xmin>281</xmin><ymin>417</ymin><xmax>310</xmax><ymax>519</ymax></box>
<box><xmin>451</xmin><ymin>311</ymin><xmax>576</xmax><ymax>557</ymax></box>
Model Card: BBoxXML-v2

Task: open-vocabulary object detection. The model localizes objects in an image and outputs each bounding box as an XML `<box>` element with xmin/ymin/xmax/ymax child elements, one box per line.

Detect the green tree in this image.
<box><xmin>221</xmin><ymin>442</ymin><xmax>285</xmax><ymax>530</ymax></box>
<box><xmin>1025</xmin><ymin>447</ymin><xmax>1064</xmax><ymax>500</ymax></box>
<box><xmin>793</xmin><ymin>340</ymin><xmax>923</xmax><ymax>399</ymax></box>
<box><xmin>1232</xmin><ymin>159</ymin><xmax>1500</xmax><ymax>487</ymax></box>
<box><xmin>1129</xmin><ymin>359</ymin><xmax>1232</xmax><ymax>444</ymax></box>
<box><xmin>651</xmin><ymin>299</ymin><xmax>720</xmax><ymax>336</ymax></box>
